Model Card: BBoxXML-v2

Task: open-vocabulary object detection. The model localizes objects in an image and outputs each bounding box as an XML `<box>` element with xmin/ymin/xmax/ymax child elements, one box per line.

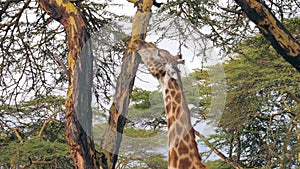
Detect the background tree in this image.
<box><xmin>0</xmin><ymin>0</ymin><xmax>122</xmax><ymax>168</ymax></box>
<box><xmin>0</xmin><ymin>95</ymin><xmax>74</xmax><ymax>168</ymax></box>
<box><xmin>156</xmin><ymin>0</ymin><xmax>300</xmax><ymax>70</ymax></box>
<box><xmin>206</xmin><ymin>25</ymin><xmax>300</xmax><ymax>168</ymax></box>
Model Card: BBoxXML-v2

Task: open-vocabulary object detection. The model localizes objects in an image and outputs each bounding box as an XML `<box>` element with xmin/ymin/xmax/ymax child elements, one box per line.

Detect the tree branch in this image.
<box><xmin>13</xmin><ymin>128</ymin><xmax>23</xmax><ymax>144</ymax></box>
<box><xmin>21</xmin><ymin>158</ymin><xmax>54</xmax><ymax>169</ymax></box>
<box><xmin>33</xmin><ymin>110</ymin><xmax>61</xmax><ymax>139</ymax></box>
<box><xmin>234</xmin><ymin>0</ymin><xmax>300</xmax><ymax>71</ymax></box>
<box><xmin>194</xmin><ymin>129</ymin><xmax>243</xmax><ymax>169</ymax></box>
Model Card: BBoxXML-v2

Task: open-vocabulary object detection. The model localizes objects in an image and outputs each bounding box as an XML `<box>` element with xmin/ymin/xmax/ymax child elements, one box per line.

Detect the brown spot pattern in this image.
<box><xmin>178</xmin><ymin>142</ymin><xmax>189</xmax><ymax>154</ymax></box>
<box><xmin>170</xmin><ymin>149</ymin><xmax>178</xmax><ymax>167</ymax></box>
<box><xmin>184</xmin><ymin>134</ymin><xmax>190</xmax><ymax>143</ymax></box>
<box><xmin>166</xmin><ymin>102</ymin><xmax>171</xmax><ymax>114</ymax></box>
<box><xmin>171</xmin><ymin>90</ymin><xmax>176</xmax><ymax>96</ymax></box>
<box><xmin>168</xmin><ymin>80</ymin><xmax>174</xmax><ymax>89</ymax></box>
<box><xmin>178</xmin><ymin>158</ymin><xmax>191</xmax><ymax>169</ymax></box>
<box><xmin>174</xmin><ymin>93</ymin><xmax>181</xmax><ymax>103</ymax></box>
<box><xmin>168</xmin><ymin>116</ymin><xmax>175</xmax><ymax>128</ymax></box>
<box><xmin>175</xmin><ymin>107</ymin><xmax>181</xmax><ymax>118</ymax></box>
<box><xmin>165</xmin><ymin>89</ymin><xmax>169</xmax><ymax>94</ymax></box>
<box><xmin>171</xmin><ymin>102</ymin><xmax>177</xmax><ymax>112</ymax></box>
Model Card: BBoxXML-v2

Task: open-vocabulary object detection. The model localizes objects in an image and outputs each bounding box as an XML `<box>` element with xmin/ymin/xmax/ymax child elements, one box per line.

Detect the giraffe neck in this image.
<box><xmin>132</xmin><ymin>39</ymin><xmax>208</xmax><ymax>169</ymax></box>
<box><xmin>161</xmin><ymin>76</ymin><xmax>207</xmax><ymax>169</ymax></box>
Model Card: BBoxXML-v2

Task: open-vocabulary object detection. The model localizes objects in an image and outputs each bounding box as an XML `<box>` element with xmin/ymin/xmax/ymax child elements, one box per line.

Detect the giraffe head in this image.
<box><xmin>133</xmin><ymin>39</ymin><xmax>184</xmax><ymax>81</ymax></box>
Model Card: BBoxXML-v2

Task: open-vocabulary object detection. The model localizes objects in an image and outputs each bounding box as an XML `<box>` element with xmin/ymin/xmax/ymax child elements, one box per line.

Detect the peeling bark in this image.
<box><xmin>37</xmin><ymin>0</ymin><xmax>98</xmax><ymax>168</ymax></box>
<box><xmin>38</xmin><ymin>0</ymin><xmax>156</xmax><ymax>168</ymax></box>
<box><xmin>234</xmin><ymin>0</ymin><xmax>300</xmax><ymax>71</ymax></box>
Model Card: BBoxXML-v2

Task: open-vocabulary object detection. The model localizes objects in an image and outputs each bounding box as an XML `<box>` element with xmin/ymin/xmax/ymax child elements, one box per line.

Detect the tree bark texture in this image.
<box><xmin>234</xmin><ymin>0</ymin><xmax>300</xmax><ymax>72</ymax></box>
<box><xmin>38</xmin><ymin>0</ymin><xmax>155</xmax><ymax>168</ymax></box>
<box><xmin>37</xmin><ymin>0</ymin><xmax>98</xmax><ymax>168</ymax></box>
<box><xmin>99</xmin><ymin>0</ymin><xmax>153</xmax><ymax>168</ymax></box>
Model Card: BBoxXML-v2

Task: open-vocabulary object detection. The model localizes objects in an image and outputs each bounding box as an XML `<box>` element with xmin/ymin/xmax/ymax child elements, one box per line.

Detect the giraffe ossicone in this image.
<box><xmin>133</xmin><ymin>39</ymin><xmax>209</xmax><ymax>169</ymax></box>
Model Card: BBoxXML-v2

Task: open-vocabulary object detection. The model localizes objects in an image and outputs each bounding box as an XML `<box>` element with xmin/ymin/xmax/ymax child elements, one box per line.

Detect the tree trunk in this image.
<box><xmin>37</xmin><ymin>1</ymin><xmax>98</xmax><ymax>168</ymax></box>
<box><xmin>38</xmin><ymin>0</ymin><xmax>155</xmax><ymax>168</ymax></box>
<box><xmin>234</xmin><ymin>0</ymin><xmax>300</xmax><ymax>72</ymax></box>
<box><xmin>99</xmin><ymin>0</ymin><xmax>153</xmax><ymax>168</ymax></box>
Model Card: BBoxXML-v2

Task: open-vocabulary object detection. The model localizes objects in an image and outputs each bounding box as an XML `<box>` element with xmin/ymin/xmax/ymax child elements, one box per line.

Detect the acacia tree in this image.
<box><xmin>36</xmin><ymin>0</ymin><xmax>155</xmax><ymax>168</ymax></box>
<box><xmin>160</xmin><ymin>0</ymin><xmax>300</xmax><ymax>71</ymax></box>
<box><xmin>1</xmin><ymin>0</ymin><xmax>127</xmax><ymax>168</ymax></box>
<box><xmin>212</xmin><ymin>32</ymin><xmax>300</xmax><ymax>168</ymax></box>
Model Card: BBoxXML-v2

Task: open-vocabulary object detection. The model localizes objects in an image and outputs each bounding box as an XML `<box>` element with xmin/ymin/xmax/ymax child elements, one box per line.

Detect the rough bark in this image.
<box><xmin>38</xmin><ymin>0</ymin><xmax>155</xmax><ymax>168</ymax></box>
<box><xmin>234</xmin><ymin>0</ymin><xmax>300</xmax><ymax>72</ymax></box>
<box><xmin>98</xmin><ymin>0</ymin><xmax>153</xmax><ymax>168</ymax></box>
<box><xmin>37</xmin><ymin>0</ymin><xmax>98</xmax><ymax>168</ymax></box>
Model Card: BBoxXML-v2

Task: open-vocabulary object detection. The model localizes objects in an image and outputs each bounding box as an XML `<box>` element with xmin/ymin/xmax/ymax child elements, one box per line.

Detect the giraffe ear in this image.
<box><xmin>175</xmin><ymin>54</ymin><xmax>185</xmax><ymax>64</ymax></box>
<box><xmin>165</xmin><ymin>64</ymin><xmax>178</xmax><ymax>79</ymax></box>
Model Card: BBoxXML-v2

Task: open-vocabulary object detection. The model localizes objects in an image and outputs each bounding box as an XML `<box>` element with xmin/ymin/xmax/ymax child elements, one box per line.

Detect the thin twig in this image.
<box><xmin>13</xmin><ymin>128</ymin><xmax>23</xmax><ymax>144</ymax></box>
<box><xmin>53</xmin><ymin>54</ymin><xmax>69</xmax><ymax>79</ymax></box>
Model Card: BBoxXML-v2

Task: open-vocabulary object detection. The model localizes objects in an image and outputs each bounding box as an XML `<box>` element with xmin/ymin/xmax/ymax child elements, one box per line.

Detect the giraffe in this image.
<box><xmin>132</xmin><ymin>39</ymin><xmax>209</xmax><ymax>169</ymax></box>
